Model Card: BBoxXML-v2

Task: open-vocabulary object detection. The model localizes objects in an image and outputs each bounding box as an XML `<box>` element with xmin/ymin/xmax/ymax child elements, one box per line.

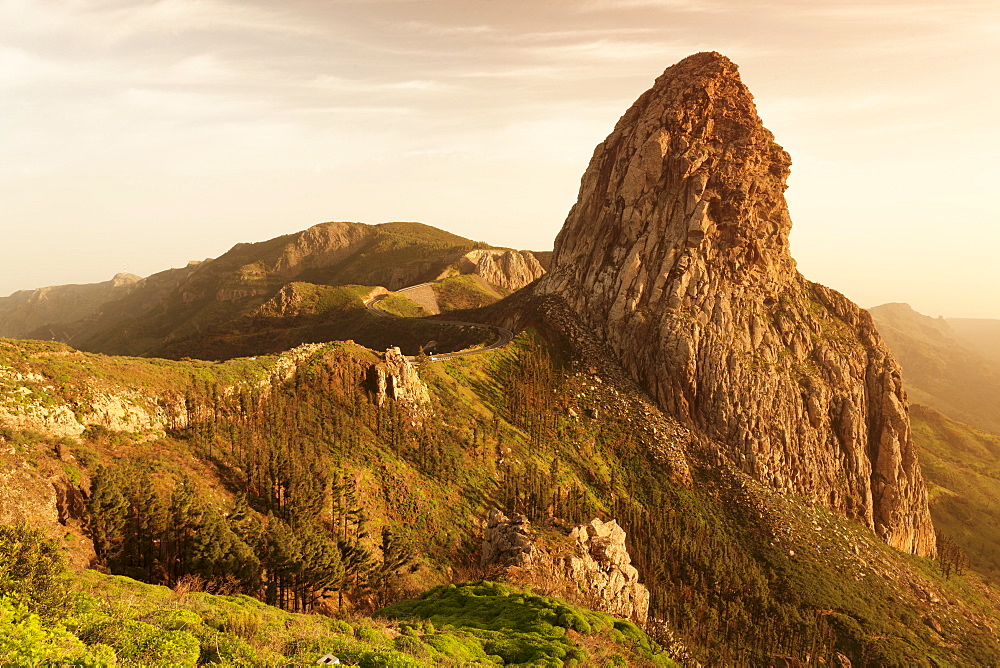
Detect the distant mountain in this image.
<box><xmin>948</xmin><ymin>317</ymin><xmax>1000</xmax><ymax>364</ymax></box>
<box><xmin>870</xmin><ymin>303</ymin><xmax>1000</xmax><ymax>433</ymax></box>
<box><xmin>1</xmin><ymin>221</ymin><xmax>547</xmax><ymax>360</ymax></box>
<box><xmin>0</xmin><ymin>272</ymin><xmax>141</xmax><ymax>339</ymax></box>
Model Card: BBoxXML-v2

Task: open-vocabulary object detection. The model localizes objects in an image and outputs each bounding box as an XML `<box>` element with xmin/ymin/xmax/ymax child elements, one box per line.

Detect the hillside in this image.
<box><xmin>4</xmin><ymin>50</ymin><xmax>1000</xmax><ymax>666</ymax></box>
<box><xmin>870</xmin><ymin>303</ymin><xmax>1000</xmax><ymax>433</ymax></box>
<box><xmin>0</xmin><ymin>524</ymin><xmax>670</xmax><ymax>667</ymax></box>
<box><xmin>911</xmin><ymin>404</ymin><xmax>1000</xmax><ymax>582</ymax></box>
<box><xmin>3</xmin><ymin>299</ymin><xmax>1000</xmax><ymax>663</ymax></box>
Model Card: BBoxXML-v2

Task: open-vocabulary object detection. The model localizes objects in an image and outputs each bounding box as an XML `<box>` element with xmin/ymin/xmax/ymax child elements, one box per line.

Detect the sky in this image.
<box><xmin>1</xmin><ymin>0</ymin><xmax>998</xmax><ymax>318</ymax></box>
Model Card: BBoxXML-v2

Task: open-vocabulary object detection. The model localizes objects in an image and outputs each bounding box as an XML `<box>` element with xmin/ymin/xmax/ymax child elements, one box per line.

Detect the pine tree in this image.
<box><xmin>87</xmin><ymin>466</ymin><xmax>130</xmax><ymax>565</ymax></box>
<box><xmin>295</xmin><ymin>524</ymin><xmax>344</xmax><ymax>612</ymax></box>
<box><xmin>167</xmin><ymin>476</ymin><xmax>204</xmax><ymax>584</ymax></box>
<box><xmin>262</xmin><ymin>514</ymin><xmax>303</xmax><ymax>610</ymax></box>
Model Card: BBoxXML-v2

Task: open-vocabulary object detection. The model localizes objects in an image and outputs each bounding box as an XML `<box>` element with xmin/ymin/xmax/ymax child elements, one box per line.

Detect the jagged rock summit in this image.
<box><xmin>539</xmin><ymin>52</ymin><xmax>935</xmax><ymax>556</ymax></box>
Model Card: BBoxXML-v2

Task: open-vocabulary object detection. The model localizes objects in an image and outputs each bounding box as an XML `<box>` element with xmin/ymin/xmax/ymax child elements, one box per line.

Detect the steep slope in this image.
<box><xmin>149</xmin><ymin>282</ymin><xmax>494</xmax><ymax>360</ymax></box>
<box><xmin>44</xmin><ymin>262</ymin><xmax>205</xmax><ymax>349</ymax></box>
<box><xmin>0</xmin><ymin>273</ymin><xmax>141</xmax><ymax>340</ymax></box>
<box><xmin>538</xmin><ymin>51</ymin><xmax>934</xmax><ymax>556</ymax></box>
<box><xmin>870</xmin><ymin>303</ymin><xmax>1000</xmax><ymax>433</ymax></box>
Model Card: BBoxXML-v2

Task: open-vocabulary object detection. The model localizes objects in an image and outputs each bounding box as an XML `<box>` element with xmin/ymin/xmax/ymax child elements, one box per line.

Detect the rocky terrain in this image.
<box><xmin>371</xmin><ymin>347</ymin><xmax>431</xmax><ymax>409</ymax></box>
<box><xmin>448</xmin><ymin>249</ymin><xmax>546</xmax><ymax>292</ymax></box>
<box><xmin>6</xmin><ymin>50</ymin><xmax>1000</xmax><ymax>665</ymax></box>
<box><xmin>537</xmin><ymin>51</ymin><xmax>935</xmax><ymax>556</ymax></box>
<box><xmin>481</xmin><ymin>510</ymin><xmax>650</xmax><ymax>625</ymax></box>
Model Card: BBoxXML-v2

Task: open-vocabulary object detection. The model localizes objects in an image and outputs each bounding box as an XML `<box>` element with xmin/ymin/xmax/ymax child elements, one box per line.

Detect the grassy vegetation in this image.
<box><xmin>380</xmin><ymin>581</ymin><xmax>675</xmax><ymax>667</ymax></box>
<box><xmin>377</xmin><ymin>293</ymin><xmax>428</xmax><ymax>318</ymax></box>
<box><xmin>3</xmin><ymin>522</ymin><xmax>669</xmax><ymax>667</ymax></box>
<box><xmin>284</xmin><ymin>222</ymin><xmax>488</xmax><ymax>294</ymax></box>
<box><xmin>432</xmin><ymin>275</ymin><xmax>502</xmax><ymax>312</ymax></box>
<box><xmin>152</xmin><ymin>289</ymin><xmax>491</xmax><ymax>360</ymax></box>
<box><xmin>912</xmin><ymin>403</ymin><xmax>1000</xmax><ymax>582</ymax></box>
<box><xmin>47</xmin><ymin>221</ymin><xmax>498</xmax><ymax>361</ymax></box>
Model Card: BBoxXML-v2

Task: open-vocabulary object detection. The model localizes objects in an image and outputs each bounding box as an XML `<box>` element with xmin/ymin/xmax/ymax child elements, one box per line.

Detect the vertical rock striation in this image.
<box><xmin>371</xmin><ymin>347</ymin><xmax>431</xmax><ymax>408</ymax></box>
<box><xmin>539</xmin><ymin>52</ymin><xmax>935</xmax><ymax>556</ymax></box>
<box><xmin>450</xmin><ymin>249</ymin><xmax>547</xmax><ymax>291</ymax></box>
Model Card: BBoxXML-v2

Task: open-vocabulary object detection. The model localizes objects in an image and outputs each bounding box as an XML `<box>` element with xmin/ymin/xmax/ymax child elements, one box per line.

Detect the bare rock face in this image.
<box><xmin>450</xmin><ymin>249</ymin><xmax>547</xmax><ymax>291</ymax></box>
<box><xmin>481</xmin><ymin>510</ymin><xmax>650</xmax><ymax>624</ymax></box>
<box><xmin>0</xmin><ymin>438</ymin><xmax>96</xmax><ymax>568</ymax></box>
<box><xmin>371</xmin><ymin>347</ymin><xmax>431</xmax><ymax>408</ymax></box>
<box><xmin>539</xmin><ymin>52</ymin><xmax>935</xmax><ymax>556</ymax></box>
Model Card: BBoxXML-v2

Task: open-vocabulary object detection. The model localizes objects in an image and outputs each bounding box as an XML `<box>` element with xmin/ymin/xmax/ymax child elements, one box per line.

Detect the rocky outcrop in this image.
<box><xmin>481</xmin><ymin>510</ymin><xmax>650</xmax><ymax>624</ymax></box>
<box><xmin>0</xmin><ymin>437</ymin><xmax>96</xmax><ymax>568</ymax></box>
<box><xmin>450</xmin><ymin>249</ymin><xmax>547</xmax><ymax>291</ymax></box>
<box><xmin>371</xmin><ymin>347</ymin><xmax>431</xmax><ymax>408</ymax></box>
<box><xmin>538</xmin><ymin>52</ymin><xmax>935</xmax><ymax>556</ymax></box>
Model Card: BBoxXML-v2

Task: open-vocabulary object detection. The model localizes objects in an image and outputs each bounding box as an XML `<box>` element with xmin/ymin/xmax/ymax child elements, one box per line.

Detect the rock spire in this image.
<box><xmin>539</xmin><ymin>52</ymin><xmax>935</xmax><ymax>556</ymax></box>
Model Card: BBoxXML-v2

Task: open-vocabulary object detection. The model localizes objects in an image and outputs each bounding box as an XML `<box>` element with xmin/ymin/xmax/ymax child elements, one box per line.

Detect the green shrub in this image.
<box><xmin>83</xmin><ymin>618</ymin><xmax>200</xmax><ymax>665</ymax></box>
<box><xmin>0</xmin><ymin>523</ymin><xmax>73</xmax><ymax>617</ymax></box>
<box><xmin>330</xmin><ymin>618</ymin><xmax>353</xmax><ymax>634</ymax></box>
<box><xmin>379</xmin><ymin>581</ymin><xmax>670</xmax><ymax>666</ymax></box>
<box><xmin>393</xmin><ymin>633</ymin><xmax>429</xmax><ymax>658</ymax></box>
<box><xmin>0</xmin><ymin>598</ymin><xmax>115</xmax><ymax>667</ymax></box>
<box><xmin>355</xmin><ymin>624</ymin><xmax>388</xmax><ymax>645</ymax></box>
<box><xmin>142</xmin><ymin>607</ymin><xmax>202</xmax><ymax>631</ymax></box>
<box><xmin>219</xmin><ymin>607</ymin><xmax>264</xmax><ymax>638</ymax></box>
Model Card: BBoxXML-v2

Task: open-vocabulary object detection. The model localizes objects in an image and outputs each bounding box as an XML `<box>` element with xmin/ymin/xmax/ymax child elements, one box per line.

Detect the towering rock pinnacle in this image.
<box><xmin>539</xmin><ymin>52</ymin><xmax>936</xmax><ymax>556</ymax></box>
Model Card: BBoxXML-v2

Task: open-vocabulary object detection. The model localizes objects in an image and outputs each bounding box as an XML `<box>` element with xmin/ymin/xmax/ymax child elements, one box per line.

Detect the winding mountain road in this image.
<box><xmin>365</xmin><ymin>281</ymin><xmax>514</xmax><ymax>362</ymax></box>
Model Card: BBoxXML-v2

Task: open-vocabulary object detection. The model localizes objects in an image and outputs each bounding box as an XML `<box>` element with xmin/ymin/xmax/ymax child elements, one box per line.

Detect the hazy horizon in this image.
<box><xmin>2</xmin><ymin>0</ymin><xmax>998</xmax><ymax>318</ymax></box>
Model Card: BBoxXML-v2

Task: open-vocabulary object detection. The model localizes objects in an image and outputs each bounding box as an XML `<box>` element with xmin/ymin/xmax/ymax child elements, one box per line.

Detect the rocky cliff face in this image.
<box><xmin>481</xmin><ymin>510</ymin><xmax>650</xmax><ymax>624</ymax></box>
<box><xmin>0</xmin><ymin>437</ymin><xmax>96</xmax><ymax>568</ymax></box>
<box><xmin>539</xmin><ymin>52</ymin><xmax>935</xmax><ymax>556</ymax></box>
<box><xmin>450</xmin><ymin>249</ymin><xmax>547</xmax><ymax>291</ymax></box>
<box><xmin>371</xmin><ymin>347</ymin><xmax>431</xmax><ymax>409</ymax></box>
